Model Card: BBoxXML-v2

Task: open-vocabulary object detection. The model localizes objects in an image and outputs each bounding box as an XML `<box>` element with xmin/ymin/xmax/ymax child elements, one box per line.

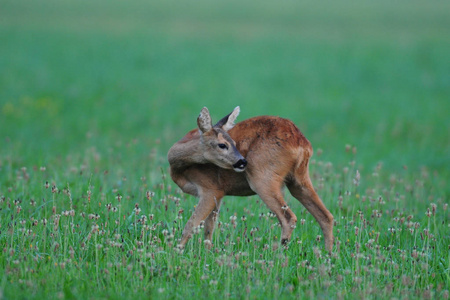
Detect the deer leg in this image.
<box><xmin>204</xmin><ymin>196</ymin><xmax>222</xmax><ymax>245</ymax></box>
<box><xmin>250</xmin><ymin>177</ymin><xmax>298</xmax><ymax>244</ymax></box>
<box><xmin>287</xmin><ymin>175</ymin><xmax>334</xmax><ymax>253</ymax></box>
<box><xmin>178</xmin><ymin>191</ymin><xmax>223</xmax><ymax>250</ymax></box>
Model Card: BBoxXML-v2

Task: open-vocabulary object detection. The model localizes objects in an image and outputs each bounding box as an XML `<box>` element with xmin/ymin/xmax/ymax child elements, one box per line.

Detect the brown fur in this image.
<box><xmin>168</xmin><ymin>109</ymin><xmax>334</xmax><ymax>252</ymax></box>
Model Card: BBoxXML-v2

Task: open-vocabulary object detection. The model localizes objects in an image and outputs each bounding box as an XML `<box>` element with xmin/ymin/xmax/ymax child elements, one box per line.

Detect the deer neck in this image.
<box><xmin>168</xmin><ymin>134</ymin><xmax>206</xmax><ymax>170</ymax></box>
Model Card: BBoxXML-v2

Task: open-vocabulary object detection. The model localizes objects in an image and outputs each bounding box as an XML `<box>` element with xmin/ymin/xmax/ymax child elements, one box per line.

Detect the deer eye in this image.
<box><xmin>218</xmin><ymin>143</ymin><xmax>228</xmax><ymax>150</ymax></box>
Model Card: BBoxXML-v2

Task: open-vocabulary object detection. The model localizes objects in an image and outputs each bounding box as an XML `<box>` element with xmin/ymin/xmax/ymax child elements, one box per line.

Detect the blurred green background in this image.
<box><xmin>1</xmin><ymin>0</ymin><xmax>449</xmax><ymax>176</ymax></box>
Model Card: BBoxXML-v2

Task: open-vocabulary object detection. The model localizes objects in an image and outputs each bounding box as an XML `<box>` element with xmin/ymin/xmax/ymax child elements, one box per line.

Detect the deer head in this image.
<box><xmin>197</xmin><ymin>106</ymin><xmax>247</xmax><ymax>172</ymax></box>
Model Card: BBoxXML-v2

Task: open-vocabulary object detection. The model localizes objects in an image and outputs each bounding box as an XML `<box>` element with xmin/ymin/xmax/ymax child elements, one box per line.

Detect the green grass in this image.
<box><xmin>1</xmin><ymin>0</ymin><xmax>449</xmax><ymax>299</ymax></box>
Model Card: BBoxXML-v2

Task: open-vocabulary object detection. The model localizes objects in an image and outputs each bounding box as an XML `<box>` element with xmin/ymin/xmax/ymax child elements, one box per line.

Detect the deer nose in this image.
<box><xmin>233</xmin><ymin>158</ymin><xmax>247</xmax><ymax>171</ymax></box>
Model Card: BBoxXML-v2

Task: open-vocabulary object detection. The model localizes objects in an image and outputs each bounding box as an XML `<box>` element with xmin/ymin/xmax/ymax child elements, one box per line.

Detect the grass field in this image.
<box><xmin>1</xmin><ymin>0</ymin><xmax>449</xmax><ymax>299</ymax></box>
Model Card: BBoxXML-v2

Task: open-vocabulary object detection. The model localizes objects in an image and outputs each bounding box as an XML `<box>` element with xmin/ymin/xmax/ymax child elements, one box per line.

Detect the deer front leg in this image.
<box><xmin>203</xmin><ymin>196</ymin><xmax>223</xmax><ymax>247</ymax></box>
<box><xmin>177</xmin><ymin>191</ymin><xmax>224</xmax><ymax>250</ymax></box>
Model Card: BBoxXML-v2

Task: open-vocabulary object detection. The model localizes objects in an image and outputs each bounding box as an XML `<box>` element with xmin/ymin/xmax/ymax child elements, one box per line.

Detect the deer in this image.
<box><xmin>167</xmin><ymin>106</ymin><xmax>334</xmax><ymax>252</ymax></box>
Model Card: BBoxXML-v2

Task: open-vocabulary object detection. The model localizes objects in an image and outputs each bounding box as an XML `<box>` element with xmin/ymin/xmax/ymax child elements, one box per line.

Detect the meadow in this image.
<box><xmin>0</xmin><ymin>0</ymin><xmax>449</xmax><ymax>299</ymax></box>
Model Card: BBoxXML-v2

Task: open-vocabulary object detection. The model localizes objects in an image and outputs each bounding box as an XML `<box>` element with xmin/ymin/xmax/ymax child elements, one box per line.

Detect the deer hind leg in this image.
<box><xmin>178</xmin><ymin>191</ymin><xmax>224</xmax><ymax>250</ymax></box>
<box><xmin>287</xmin><ymin>171</ymin><xmax>334</xmax><ymax>253</ymax></box>
<box><xmin>250</xmin><ymin>176</ymin><xmax>298</xmax><ymax>244</ymax></box>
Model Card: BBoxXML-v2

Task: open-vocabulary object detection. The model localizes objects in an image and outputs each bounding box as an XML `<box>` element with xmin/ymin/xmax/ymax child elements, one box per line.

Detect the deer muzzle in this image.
<box><xmin>233</xmin><ymin>158</ymin><xmax>247</xmax><ymax>172</ymax></box>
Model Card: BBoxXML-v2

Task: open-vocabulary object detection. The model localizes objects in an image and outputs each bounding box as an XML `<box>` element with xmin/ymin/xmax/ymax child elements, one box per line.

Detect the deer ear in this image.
<box><xmin>221</xmin><ymin>106</ymin><xmax>240</xmax><ymax>131</ymax></box>
<box><xmin>197</xmin><ymin>107</ymin><xmax>212</xmax><ymax>133</ymax></box>
<box><xmin>214</xmin><ymin>106</ymin><xmax>240</xmax><ymax>131</ymax></box>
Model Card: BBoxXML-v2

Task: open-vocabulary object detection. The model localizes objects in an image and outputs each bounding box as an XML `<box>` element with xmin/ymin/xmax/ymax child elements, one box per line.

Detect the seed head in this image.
<box><xmin>353</xmin><ymin>170</ymin><xmax>361</xmax><ymax>186</ymax></box>
<box><xmin>146</xmin><ymin>191</ymin><xmax>155</xmax><ymax>200</ymax></box>
<box><xmin>229</xmin><ymin>215</ymin><xmax>237</xmax><ymax>221</ymax></box>
<box><xmin>430</xmin><ymin>203</ymin><xmax>437</xmax><ymax>216</ymax></box>
<box><xmin>116</xmin><ymin>194</ymin><xmax>122</xmax><ymax>202</ymax></box>
<box><xmin>204</xmin><ymin>239</ymin><xmax>212</xmax><ymax>249</ymax></box>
